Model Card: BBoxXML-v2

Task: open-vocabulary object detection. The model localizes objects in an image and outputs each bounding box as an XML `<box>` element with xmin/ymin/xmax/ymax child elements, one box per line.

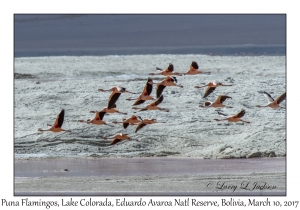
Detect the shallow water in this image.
<box><xmin>14</xmin><ymin>54</ymin><xmax>286</xmax><ymax>159</ymax></box>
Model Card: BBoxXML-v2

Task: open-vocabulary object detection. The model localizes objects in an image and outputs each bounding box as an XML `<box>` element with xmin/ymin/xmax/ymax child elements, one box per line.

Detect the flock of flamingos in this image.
<box><xmin>38</xmin><ymin>61</ymin><xmax>286</xmax><ymax>146</ymax></box>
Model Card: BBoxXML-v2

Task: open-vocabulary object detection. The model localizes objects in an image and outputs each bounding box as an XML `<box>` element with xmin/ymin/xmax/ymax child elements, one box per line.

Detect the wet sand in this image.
<box><xmin>14</xmin><ymin>157</ymin><xmax>286</xmax><ymax>196</ymax></box>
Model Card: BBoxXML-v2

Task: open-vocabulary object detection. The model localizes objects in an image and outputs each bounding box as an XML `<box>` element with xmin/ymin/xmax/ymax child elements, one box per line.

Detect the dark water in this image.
<box><xmin>14</xmin><ymin>14</ymin><xmax>286</xmax><ymax>57</ymax></box>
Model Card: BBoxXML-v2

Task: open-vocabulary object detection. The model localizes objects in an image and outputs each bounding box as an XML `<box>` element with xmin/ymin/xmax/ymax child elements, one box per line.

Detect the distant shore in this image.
<box><xmin>14</xmin><ymin>45</ymin><xmax>286</xmax><ymax>57</ymax></box>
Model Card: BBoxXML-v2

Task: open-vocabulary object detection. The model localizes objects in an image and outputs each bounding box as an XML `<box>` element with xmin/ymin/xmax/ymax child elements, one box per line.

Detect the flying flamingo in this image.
<box><xmin>156</xmin><ymin>76</ymin><xmax>183</xmax><ymax>98</ymax></box>
<box><xmin>149</xmin><ymin>63</ymin><xmax>182</xmax><ymax>76</ymax></box>
<box><xmin>214</xmin><ymin>109</ymin><xmax>250</xmax><ymax>123</ymax></box>
<box><xmin>38</xmin><ymin>109</ymin><xmax>71</xmax><ymax>132</ymax></box>
<box><xmin>200</xmin><ymin>95</ymin><xmax>233</xmax><ymax>108</ymax></box>
<box><xmin>132</xmin><ymin>95</ymin><xmax>169</xmax><ymax>112</ymax></box>
<box><xmin>78</xmin><ymin>111</ymin><xmax>113</xmax><ymax>127</ymax></box>
<box><xmin>90</xmin><ymin>104</ymin><xmax>127</xmax><ymax>115</ymax></box>
<box><xmin>195</xmin><ymin>81</ymin><xmax>233</xmax><ymax>98</ymax></box>
<box><xmin>99</xmin><ymin>86</ymin><xmax>137</xmax><ymax>109</ymax></box>
<box><xmin>112</xmin><ymin>115</ymin><xmax>142</xmax><ymax>129</ymax></box>
<box><xmin>126</xmin><ymin>78</ymin><xmax>155</xmax><ymax>106</ymax></box>
<box><xmin>183</xmin><ymin>61</ymin><xmax>211</xmax><ymax>75</ymax></box>
<box><xmin>135</xmin><ymin>116</ymin><xmax>166</xmax><ymax>133</ymax></box>
<box><xmin>256</xmin><ymin>91</ymin><xmax>286</xmax><ymax>109</ymax></box>
<box><xmin>103</xmin><ymin>133</ymin><xmax>137</xmax><ymax>145</ymax></box>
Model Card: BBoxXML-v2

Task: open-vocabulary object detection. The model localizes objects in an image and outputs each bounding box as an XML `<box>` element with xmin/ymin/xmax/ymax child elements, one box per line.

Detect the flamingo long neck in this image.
<box><xmin>39</xmin><ymin>128</ymin><xmax>51</xmax><ymax>132</ymax></box>
<box><xmin>257</xmin><ymin>105</ymin><xmax>268</xmax><ymax>108</ymax></box>
<box><xmin>215</xmin><ymin>118</ymin><xmax>227</xmax><ymax>121</ymax></box>
<box><xmin>127</xmin><ymin>98</ymin><xmax>136</xmax><ymax>101</ymax></box>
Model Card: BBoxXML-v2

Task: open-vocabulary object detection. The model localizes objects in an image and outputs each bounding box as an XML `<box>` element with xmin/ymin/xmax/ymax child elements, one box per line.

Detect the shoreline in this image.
<box><xmin>14</xmin><ymin>45</ymin><xmax>286</xmax><ymax>58</ymax></box>
<box><xmin>14</xmin><ymin>157</ymin><xmax>286</xmax><ymax>196</ymax></box>
<box><xmin>14</xmin><ymin>156</ymin><xmax>287</xmax><ymax>177</ymax></box>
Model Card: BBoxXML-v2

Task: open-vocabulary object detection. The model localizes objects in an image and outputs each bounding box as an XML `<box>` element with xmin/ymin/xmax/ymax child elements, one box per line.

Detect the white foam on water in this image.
<box><xmin>14</xmin><ymin>54</ymin><xmax>286</xmax><ymax>159</ymax></box>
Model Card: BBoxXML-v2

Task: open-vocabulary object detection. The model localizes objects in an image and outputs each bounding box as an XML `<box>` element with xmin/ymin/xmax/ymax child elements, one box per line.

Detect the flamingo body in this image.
<box><xmin>184</xmin><ymin>61</ymin><xmax>211</xmax><ymax>75</ymax></box>
<box><xmin>133</xmin><ymin>95</ymin><xmax>169</xmax><ymax>112</ymax></box>
<box><xmin>156</xmin><ymin>76</ymin><xmax>183</xmax><ymax>98</ymax></box>
<box><xmin>200</xmin><ymin>95</ymin><xmax>232</xmax><ymax>108</ymax></box>
<box><xmin>38</xmin><ymin>109</ymin><xmax>71</xmax><ymax>132</ymax></box>
<box><xmin>113</xmin><ymin>115</ymin><xmax>142</xmax><ymax>129</ymax></box>
<box><xmin>78</xmin><ymin>111</ymin><xmax>113</xmax><ymax>126</ymax></box>
<box><xmin>135</xmin><ymin>118</ymin><xmax>161</xmax><ymax>133</ymax></box>
<box><xmin>215</xmin><ymin>109</ymin><xmax>250</xmax><ymax>123</ymax></box>
<box><xmin>104</xmin><ymin>133</ymin><xmax>131</xmax><ymax>145</ymax></box>
<box><xmin>195</xmin><ymin>81</ymin><xmax>232</xmax><ymax>98</ymax></box>
<box><xmin>256</xmin><ymin>91</ymin><xmax>286</xmax><ymax>109</ymax></box>
<box><xmin>150</xmin><ymin>63</ymin><xmax>182</xmax><ymax>76</ymax></box>
<box><xmin>127</xmin><ymin>78</ymin><xmax>155</xmax><ymax>106</ymax></box>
